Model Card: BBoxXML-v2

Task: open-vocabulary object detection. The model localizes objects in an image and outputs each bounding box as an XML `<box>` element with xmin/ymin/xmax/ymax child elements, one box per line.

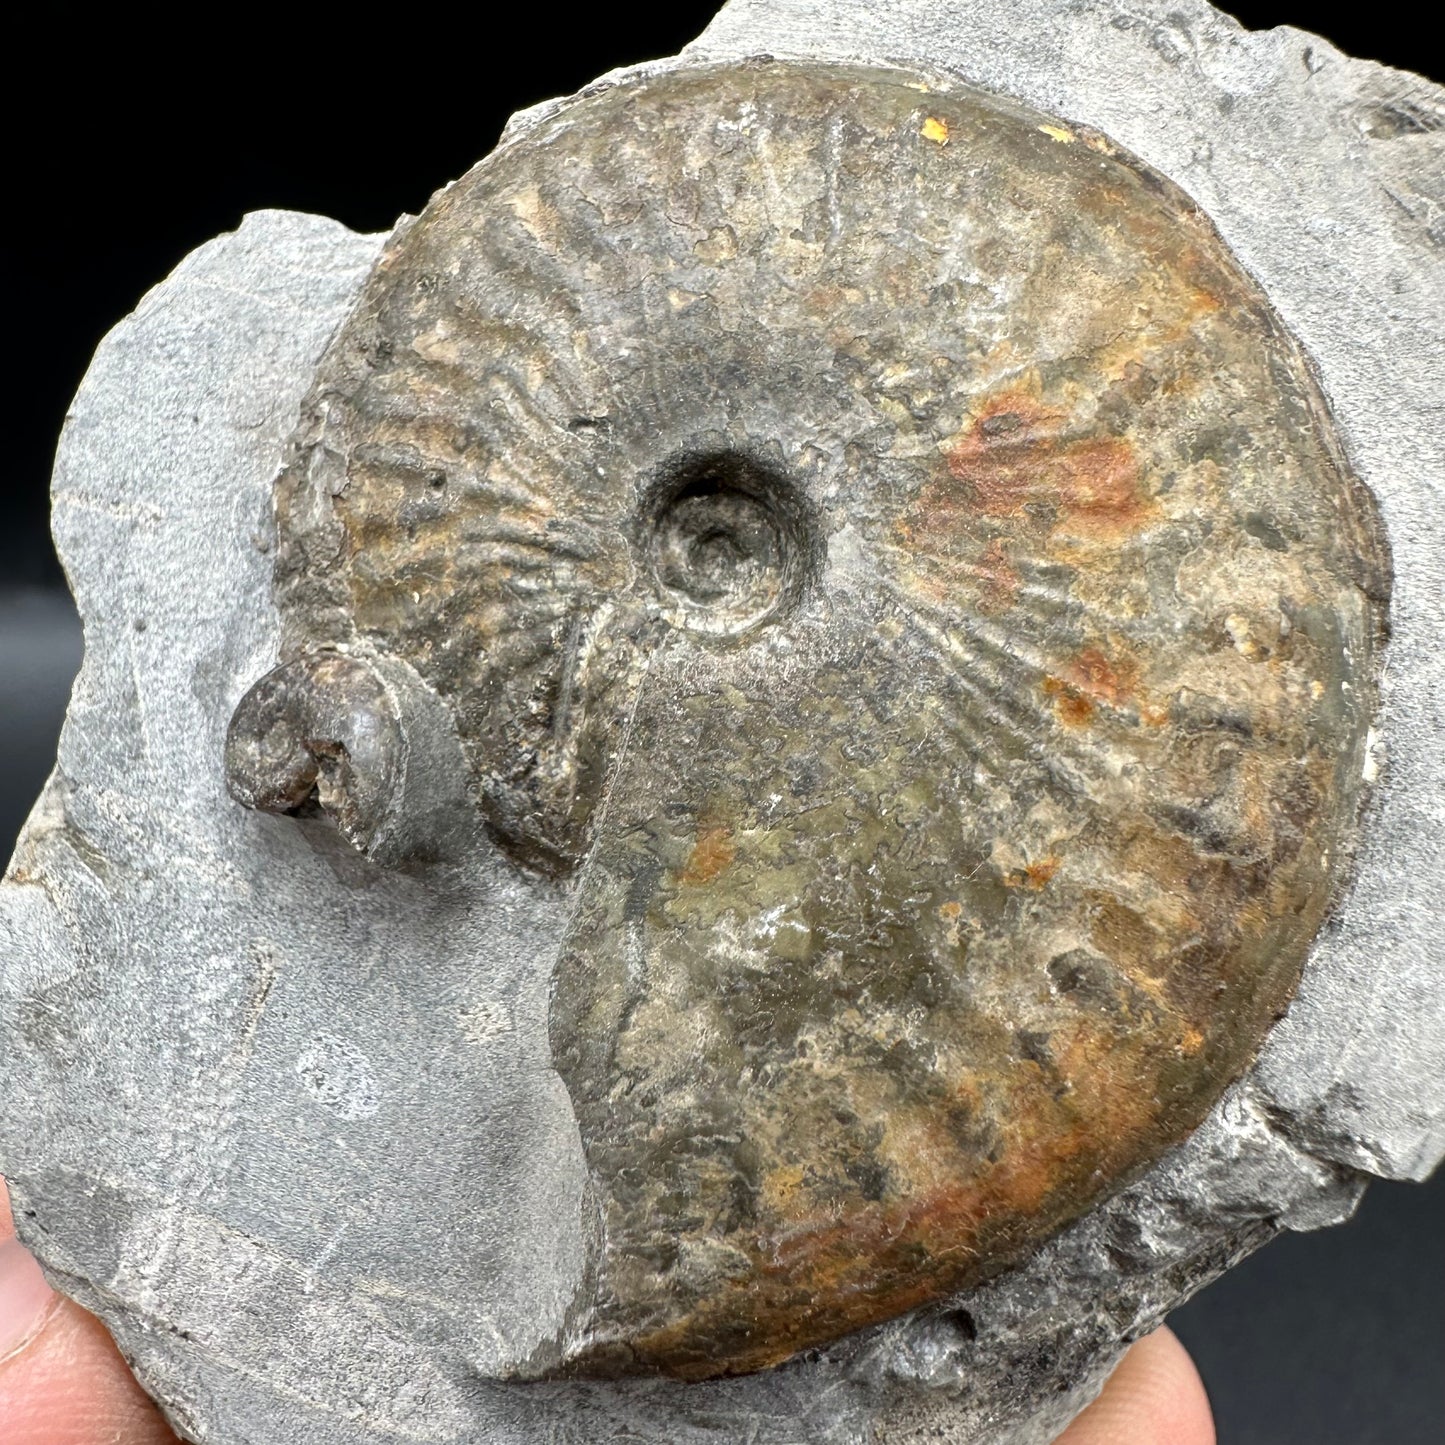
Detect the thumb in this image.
<box><xmin>1</xmin><ymin>1178</ymin><xmax>178</xmax><ymax>1444</ymax></box>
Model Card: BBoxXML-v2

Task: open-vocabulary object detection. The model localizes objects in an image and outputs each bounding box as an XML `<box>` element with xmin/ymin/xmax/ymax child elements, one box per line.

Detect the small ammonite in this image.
<box><xmin>225</xmin><ymin>60</ymin><xmax>1390</xmax><ymax>1379</ymax></box>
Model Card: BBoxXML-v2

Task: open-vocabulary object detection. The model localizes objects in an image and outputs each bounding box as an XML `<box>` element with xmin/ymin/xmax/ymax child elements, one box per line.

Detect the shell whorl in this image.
<box><xmin>230</xmin><ymin>60</ymin><xmax>1389</xmax><ymax>1378</ymax></box>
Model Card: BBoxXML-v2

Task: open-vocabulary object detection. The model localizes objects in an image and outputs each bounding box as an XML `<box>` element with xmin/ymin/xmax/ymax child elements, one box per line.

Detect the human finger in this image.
<box><xmin>1</xmin><ymin>1176</ymin><xmax>179</xmax><ymax>1444</ymax></box>
<box><xmin>1054</xmin><ymin>1325</ymin><xmax>1215</xmax><ymax>1445</ymax></box>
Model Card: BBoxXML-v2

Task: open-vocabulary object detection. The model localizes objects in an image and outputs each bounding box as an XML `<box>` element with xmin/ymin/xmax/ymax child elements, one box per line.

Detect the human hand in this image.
<box><xmin>3</xmin><ymin>1176</ymin><xmax>1213</xmax><ymax>1444</ymax></box>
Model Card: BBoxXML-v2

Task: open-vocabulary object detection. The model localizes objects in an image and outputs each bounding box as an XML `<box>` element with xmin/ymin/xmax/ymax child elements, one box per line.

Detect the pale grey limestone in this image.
<box><xmin>1</xmin><ymin>3</ymin><xmax>1441</xmax><ymax>1442</ymax></box>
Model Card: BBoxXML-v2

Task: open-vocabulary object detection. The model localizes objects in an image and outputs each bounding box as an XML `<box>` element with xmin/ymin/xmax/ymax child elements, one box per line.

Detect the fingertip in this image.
<box><xmin>0</xmin><ymin>1223</ymin><xmax>177</xmax><ymax>1445</ymax></box>
<box><xmin>1056</xmin><ymin>1326</ymin><xmax>1216</xmax><ymax>1445</ymax></box>
<box><xmin>0</xmin><ymin>1233</ymin><xmax>61</xmax><ymax>1362</ymax></box>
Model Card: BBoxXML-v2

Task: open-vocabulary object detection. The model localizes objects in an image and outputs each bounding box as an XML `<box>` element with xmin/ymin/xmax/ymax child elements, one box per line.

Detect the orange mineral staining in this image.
<box><xmin>679</xmin><ymin>823</ymin><xmax>737</xmax><ymax>885</ymax></box>
<box><xmin>942</xmin><ymin>392</ymin><xmax>1154</xmax><ymax>538</ymax></box>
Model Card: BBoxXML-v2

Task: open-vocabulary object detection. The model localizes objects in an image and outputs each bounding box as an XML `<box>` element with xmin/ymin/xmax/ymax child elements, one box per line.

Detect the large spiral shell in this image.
<box><xmin>228</xmin><ymin>60</ymin><xmax>1389</xmax><ymax>1378</ymax></box>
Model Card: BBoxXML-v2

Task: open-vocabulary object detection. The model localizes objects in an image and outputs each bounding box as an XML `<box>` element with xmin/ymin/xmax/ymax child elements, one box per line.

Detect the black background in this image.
<box><xmin>2</xmin><ymin>5</ymin><xmax>1441</xmax><ymax>1441</ymax></box>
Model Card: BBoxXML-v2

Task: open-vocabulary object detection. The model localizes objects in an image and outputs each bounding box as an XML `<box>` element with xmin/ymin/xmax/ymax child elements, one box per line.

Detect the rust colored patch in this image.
<box><xmin>1044</xmin><ymin>644</ymin><xmax>1143</xmax><ymax>725</ymax></box>
<box><xmin>1024</xmin><ymin>856</ymin><xmax>1061</xmax><ymax>890</ymax></box>
<box><xmin>1044</xmin><ymin>678</ymin><xmax>1096</xmax><ymax>726</ymax></box>
<box><xmin>926</xmin><ymin>389</ymin><xmax>1156</xmax><ymax>542</ymax></box>
<box><xmin>943</xmin><ymin>391</ymin><xmax>1062</xmax><ymax>517</ymax></box>
<box><xmin>1003</xmin><ymin>855</ymin><xmax>1062</xmax><ymax>890</ymax></box>
<box><xmin>1065</xmin><ymin>645</ymin><xmax>1138</xmax><ymax>706</ymax></box>
<box><xmin>680</xmin><ymin>824</ymin><xmax>736</xmax><ymax>885</ymax></box>
<box><xmin>1053</xmin><ymin>435</ymin><xmax>1154</xmax><ymax>537</ymax></box>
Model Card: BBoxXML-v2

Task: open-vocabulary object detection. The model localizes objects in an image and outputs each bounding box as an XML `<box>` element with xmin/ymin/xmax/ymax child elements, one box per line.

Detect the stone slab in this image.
<box><xmin>1</xmin><ymin>3</ymin><xmax>1441</xmax><ymax>1441</ymax></box>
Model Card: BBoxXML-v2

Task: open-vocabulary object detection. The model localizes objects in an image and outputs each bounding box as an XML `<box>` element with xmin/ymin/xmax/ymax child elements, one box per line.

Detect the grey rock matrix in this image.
<box><xmin>1</xmin><ymin>1</ymin><xmax>1441</xmax><ymax>1442</ymax></box>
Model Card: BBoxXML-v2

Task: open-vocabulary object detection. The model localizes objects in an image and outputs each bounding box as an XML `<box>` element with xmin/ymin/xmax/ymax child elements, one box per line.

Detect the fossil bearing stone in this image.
<box><xmin>225</xmin><ymin>60</ymin><xmax>1387</xmax><ymax>1378</ymax></box>
<box><xmin>2</xmin><ymin>3</ymin><xmax>1442</xmax><ymax>1444</ymax></box>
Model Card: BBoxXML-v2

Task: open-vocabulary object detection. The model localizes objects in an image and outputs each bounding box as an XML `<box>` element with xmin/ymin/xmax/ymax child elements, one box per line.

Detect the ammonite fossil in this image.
<box><xmin>225</xmin><ymin>60</ymin><xmax>1389</xmax><ymax>1380</ymax></box>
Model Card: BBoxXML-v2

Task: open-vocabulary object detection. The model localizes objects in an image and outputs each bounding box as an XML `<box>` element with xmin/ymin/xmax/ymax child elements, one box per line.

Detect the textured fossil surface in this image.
<box><xmin>229</xmin><ymin>61</ymin><xmax>1388</xmax><ymax>1377</ymax></box>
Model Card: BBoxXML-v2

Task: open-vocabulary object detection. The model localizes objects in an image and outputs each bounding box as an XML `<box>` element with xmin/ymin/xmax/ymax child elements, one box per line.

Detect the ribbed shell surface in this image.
<box><xmin>265</xmin><ymin>61</ymin><xmax>1389</xmax><ymax>1377</ymax></box>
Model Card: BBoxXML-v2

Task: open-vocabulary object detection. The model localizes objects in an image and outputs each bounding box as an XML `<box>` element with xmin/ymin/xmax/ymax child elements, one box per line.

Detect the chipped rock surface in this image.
<box><xmin>0</xmin><ymin>2</ymin><xmax>1441</xmax><ymax>1443</ymax></box>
